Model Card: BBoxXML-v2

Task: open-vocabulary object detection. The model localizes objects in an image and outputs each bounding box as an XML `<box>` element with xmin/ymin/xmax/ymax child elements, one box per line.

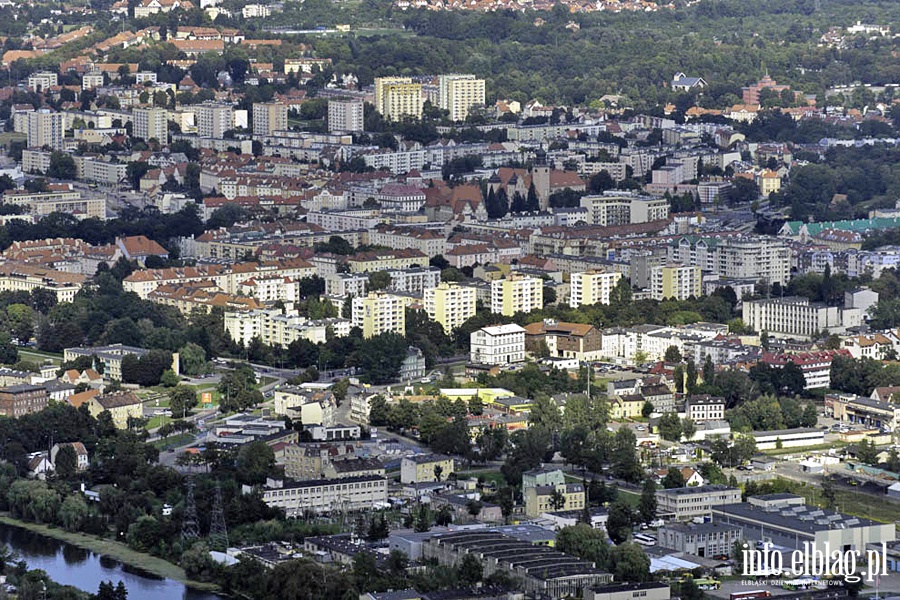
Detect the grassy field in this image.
<box><xmin>618</xmin><ymin>489</ymin><xmax>642</xmax><ymax>508</ymax></box>
<box><xmin>18</xmin><ymin>349</ymin><xmax>62</xmax><ymax>365</ymax></box>
<box><xmin>789</xmin><ymin>484</ymin><xmax>900</xmax><ymax>526</ymax></box>
<box><xmin>761</xmin><ymin>443</ymin><xmax>847</xmax><ymax>456</ymax></box>
<box><xmin>152</xmin><ymin>432</ymin><xmax>194</xmax><ymax>451</ymax></box>
<box><xmin>0</xmin><ymin>515</ymin><xmax>219</xmax><ymax>591</ymax></box>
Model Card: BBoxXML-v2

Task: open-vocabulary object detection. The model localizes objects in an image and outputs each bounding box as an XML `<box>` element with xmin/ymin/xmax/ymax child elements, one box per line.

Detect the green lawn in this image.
<box><xmin>152</xmin><ymin>432</ymin><xmax>194</xmax><ymax>450</ymax></box>
<box><xmin>790</xmin><ymin>484</ymin><xmax>900</xmax><ymax>526</ymax></box>
<box><xmin>18</xmin><ymin>349</ymin><xmax>62</xmax><ymax>365</ymax></box>
<box><xmin>618</xmin><ymin>490</ymin><xmax>642</xmax><ymax>508</ymax></box>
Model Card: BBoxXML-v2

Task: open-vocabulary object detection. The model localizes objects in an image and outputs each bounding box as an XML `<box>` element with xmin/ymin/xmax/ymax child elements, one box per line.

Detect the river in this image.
<box><xmin>0</xmin><ymin>523</ymin><xmax>226</xmax><ymax>599</ymax></box>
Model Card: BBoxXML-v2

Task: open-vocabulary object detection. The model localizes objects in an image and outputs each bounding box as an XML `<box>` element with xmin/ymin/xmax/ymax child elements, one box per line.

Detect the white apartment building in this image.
<box><xmin>195</xmin><ymin>102</ymin><xmax>234</xmax><ymax>138</ymax></box>
<box><xmin>668</xmin><ymin>236</ymin><xmax>792</xmax><ymax>286</ymax></box>
<box><xmin>491</xmin><ymin>273</ymin><xmax>544</xmax><ymax>316</ymax></box>
<box><xmin>438</xmin><ymin>74</ymin><xmax>486</xmax><ymax>122</ymax></box>
<box><xmin>656</xmin><ymin>485</ymin><xmax>742</xmax><ymax>520</ymax></box>
<box><xmin>386</xmin><ymin>267</ymin><xmax>441</xmax><ymax>294</ymax></box>
<box><xmin>742</xmin><ymin>296</ymin><xmax>841</xmax><ymax>338</ymax></box>
<box><xmin>82</xmin><ymin>72</ymin><xmax>104</xmax><ymax>90</ymax></box>
<box><xmin>569</xmin><ymin>270</ymin><xmax>622</xmax><ymax>307</ymax></box>
<box><xmin>685</xmin><ymin>395</ymin><xmax>726</xmax><ymax>422</ymax></box>
<box><xmin>352</xmin><ymin>291</ymin><xmax>406</xmax><ymax>338</ymax></box>
<box><xmin>224</xmin><ymin>309</ymin><xmax>351</xmax><ymax>348</ymax></box>
<box><xmin>252</xmin><ymin>102</ymin><xmax>288</xmax><ymax>137</ymax></box>
<box><xmin>325</xmin><ymin>273</ymin><xmax>369</xmax><ymax>298</ymax></box>
<box><xmin>27</xmin><ymin>109</ymin><xmax>64</xmax><ymax>150</ymax></box>
<box><xmin>28</xmin><ymin>71</ymin><xmax>58</xmax><ymax>93</ymax></box>
<box><xmin>425</xmin><ymin>282</ymin><xmax>477</xmax><ymax>334</ymax></box>
<box><xmin>470</xmin><ymin>324</ymin><xmax>526</xmax><ymax>365</ymax></box>
<box><xmin>260</xmin><ymin>475</ymin><xmax>388</xmax><ymax>516</ymax></box>
<box><xmin>133</xmin><ymin>107</ymin><xmax>168</xmax><ymax>144</ymax></box>
<box><xmin>328</xmin><ymin>98</ymin><xmax>365</xmax><ymax>133</ymax></box>
<box><xmin>579</xmin><ymin>193</ymin><xmax>669</xmax><ymax>227</ymax></box>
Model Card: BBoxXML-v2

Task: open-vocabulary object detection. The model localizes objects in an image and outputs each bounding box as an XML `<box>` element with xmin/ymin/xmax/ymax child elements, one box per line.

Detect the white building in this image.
<box><xmin>27</xmin><ymin>109</ymin><xmax>64</xmax><ymax>151</ymax></box>
<box><xmin>579</xmin><ymin>193</ymin><xmax>669</xmax><ymax>227</ymax></box>
<box><xmin>742</xmin><ymin>296</ymin><xmax>841</xmax><ymax>338</ymax></box>
<box><xmin>133</xmin><ymin>107</ymin><xmax>168</xmax><ymax>144</ymax></box>
<box><xmin>27</xmin><ymin>71</ymin><xmax>58</xmax><ymax>93</ymax></box>
<box><xmin>195</xmin><ymin>102</ymin><xmax>234</xmax><ymax>139</ymax></box>
<box><xmin>470</xmin><ymin>324</ymin><xmax>526</xmax><ymax>365</ymax></box>
<box><xmin>438</xmin><ymin>74</ymin><xmax>486</xmax><ymax>122</ymax></box>
<box><xmin>328</xmin><ymin>98</ymin><xmax>365</xmax><ymax>133</ymax></box>
<box><xmin>260</xmin><ymin>475</ymin><xmax>388</xmax><ymax>516</ymax></box>
<box><xmin>668</xmin><ymin>236</ymin><xmax>792</xmax><ymax>286</ymax></box>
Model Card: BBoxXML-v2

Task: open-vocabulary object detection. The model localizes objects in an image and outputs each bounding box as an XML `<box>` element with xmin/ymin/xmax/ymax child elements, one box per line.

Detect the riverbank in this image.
<box><xmin>0</xmin><ymin>515</ymin><xmax>221</xmax><ymax>593</ymax></box>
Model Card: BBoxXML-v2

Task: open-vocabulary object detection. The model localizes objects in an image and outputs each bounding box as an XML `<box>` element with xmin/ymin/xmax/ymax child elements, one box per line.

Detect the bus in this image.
<box><xmin>730</xmin><ymin>591</ymin><xmax>772</xmax><ymax>600</ymax></box>
<box><xmin>694</xmin><ymin>579</ymin><xmax>721</xmax><ymax>590</ymax></box>
<box><xmin>783</xmin><ymin>579</ymin><xmax>819</xmax><ymax>591</ymax></box>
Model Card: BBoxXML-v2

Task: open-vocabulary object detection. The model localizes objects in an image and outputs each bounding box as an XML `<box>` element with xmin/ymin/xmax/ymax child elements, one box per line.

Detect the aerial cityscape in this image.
<box><xmin>0</xmin><ymin>0</ymin><xmax>896</xmax><ymax>598</ymax></box>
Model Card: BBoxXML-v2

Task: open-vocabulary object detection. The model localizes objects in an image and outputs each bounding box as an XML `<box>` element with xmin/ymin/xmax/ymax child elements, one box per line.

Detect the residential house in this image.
<box><xmin>88</xmin><ymin>391</ymin><xmax>143</xmax><ymax>428</ymax></box>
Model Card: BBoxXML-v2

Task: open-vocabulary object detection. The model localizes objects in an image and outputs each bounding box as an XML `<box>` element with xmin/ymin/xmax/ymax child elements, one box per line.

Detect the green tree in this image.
<box><xmin>658</xmin><ymin>411</ymin><xmax>682</xmax><ymax>442</ymax></box>
<box><xmin>59</xmin><ymin>493</ymin><xmax>88</xmax><ymax>532</ymax></box>
<box><xmin>664</xmin><ymin>345</ymin><xmax>682</xmax><ymax>363</ymax></box>
<box><xmin>169</xmin><ymin>385</ymin><xmax>198</xmax><ymax>419</ymax></box>
<box><xmin>48</xmin><ymin>151</ymin><xmax>76</xmax><ymax>180</ymax></box>
<box><xmin>54</xmin><ymin>444</ymin><xmax>78</xmax><ymax>480</ymax></box>
<box><xmin>609</xmin><ymin>542</ymin><xmax>652</xmax><ymax>582</ymax></box>
<box><xmin>236</xmin><ymin>441</ymin><xmax>276</xmax><ymax>485</ymax></box>
<box><xmin>662</xmin><ymin>468</ymin><xmax>686</xmax><ymax>489</ymax></box>
<box><xmin>638</xmin><ymin>478</ymin><xmax>657</xmax><ymax>523</ymax></box>
<box><xmin>458</xmin><ymin>553</ymin><xmax>483</xmax><ymax>585</ymax></box>
<box><xmin>606</xmin><ymin>501</ymin><xmax>635</xmax><ymax>545</ymax></box>
<box><xmin>178</xmin><ymin>342</ymin><xmax>207</xmax><ymax>376</ymax></box>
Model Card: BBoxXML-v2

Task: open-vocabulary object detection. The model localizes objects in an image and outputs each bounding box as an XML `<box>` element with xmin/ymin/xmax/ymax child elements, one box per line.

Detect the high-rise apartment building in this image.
<box><xmin>491</xmin><ymin>273</ymin><xmax>544</xmax><ymax>316</ymax></box>
<box><xmin>438</xmin><ymin>74</ymin><xmax>486</xmax><ymax>122</ymax></box>
<box><xmin>133</xmin><ymin>107</ymin><xmax>168</xmax><ymax>144</ymax></box>
<box><xmin>196</xmin><ymin>103</ymin><xmax>234</xmax><ymax>139</ymax></box>
<box><xmin>667</xmin><ymin>235</ymin><xmax>791</xmax><ymax>286</ymax></box>
<box><xmin>352</xmin><ymin>292</ymin><xmax>406</xmax><ymax>338</ymax></box>
<box><xmin>26</xmin><ymin>109</ymin><xmax>64</xmax><ymax>150</ymax></box>
<box><xmin>424</xmin><ymin>282</ymin><xmax>477</xmax><ymax>334</ymax></box>
<box><xmin>374</xmin><ymin>77</ymin><xmax>423</xmax><ymax>121</ymax></box>
<box><xmin>252</xmin><ymin>102</ymin><xmax>288</xmax><ymax>136</ymax></box>
<box><xmin>650</xmin><ymin>264</ymin><xmax>702</xmax><ymax>301</ymax></box>
<box><xmin>569</xmin><ymin>270</ymin><xmax>623</xmax><ymax>307</ymax></box>
<box><xmin>327</xmin><ymin>98</ymin><xmax>365</xmax><ymax>133</ymax></box>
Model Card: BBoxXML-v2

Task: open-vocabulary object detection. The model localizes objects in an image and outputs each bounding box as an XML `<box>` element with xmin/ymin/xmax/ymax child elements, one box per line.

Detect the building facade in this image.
<box><xmin>424</xmin><ymin>282</ymin><xmax>477</xmax><ymax>334</ymax></box>
<box><xmin>569</xmin><ymin>270</ymin><xmax>623</xmax><ymax>308</ymax></box>
<box><xmin>491</xmin><ymin>273</ymin><xmax>544</xmax><ymax>316</ymax></box>
<box><xmin>470</xmin><ymin>324</ymin><xmax>526</xmax><ymax>365</ymax></box>
<box><xmin>351</xmin><ymin>292</ymin><xmax>406</xmax><ymax>338</ymax></box>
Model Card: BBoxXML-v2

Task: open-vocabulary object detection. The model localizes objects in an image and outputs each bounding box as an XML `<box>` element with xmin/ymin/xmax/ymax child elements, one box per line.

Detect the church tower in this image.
<box><xmin>531</xmin><ymin>147</ymin><xmax>551</xmax><ymax>211</ymax></box>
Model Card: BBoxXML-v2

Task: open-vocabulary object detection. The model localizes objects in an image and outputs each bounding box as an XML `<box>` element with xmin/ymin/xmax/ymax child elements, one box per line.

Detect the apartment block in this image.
<box><xmin>0</xmin><ymin>384</ymin><xmax>49</xmax><ymax>417</ymax></box>
<box><xmin>351</xmin><ymin>291</ymin><xmax>406</xmax><ymax>338</ymax></box>
<box><xmin>650</xmin><ymin>264</ymin><xmax>701</xmax><ymax>301</ymax></box>
<box><xmin>400</xmin><ymin>454</ymin><xmax>455</xmax><ymax>484</ymax></box>
<box><xmin>27</xmin><ymin>109</ymin><xmax>64</xmax><ymax>150</ymax></box>
<box><xmin>470</xmin><ymin>324</ymin><xmax>526</xmax><ymax>365</ymax></box>
<box><xmin>684</xmin><ymin>395</ymin><xmax>726</xmax><ymax>422</ymax></box>
<box><xmin>524</xmin><ymin>482</ymin><xmax>586</xmax><ymax>517</ymax></box>
<box><xmin>27</xmin><ymin>71</ymin><xmax>57</xmax><ymax>93</ymax></box>
<box><xmin>491</xmin><ymin>273</ymin><xmax>544</xmax><ymax>316</ymax></box>
<box><xmin>224</xmin><ymin>309</ymin><xmax>351</xmax><ymax>348</ymax></box>
<box><xmin>133</xmin><ymin>107</ymin><xmax>168</xmax><ymax>144</ymax></box>
<box><xmin>252</xmin><ymin>102</ymin><xmax>288</xmax><ymax>137</ymax></box>
<box><xmin>260</xmin><ymin>475</ymin><xmax>388</xmax><ymax>516</ymax></box>
<box><xmin>327</xmin><ymin>98</ymin><xmax>365</xmax><ymax>133</ymax></box>
<box><xmin>374</xmin><ymin>77</ymin><xmax>423</xmax><ymax>121</ymax></box>
<box><xmin>579</xmin><ymin>193</ymin><xmax>669</xmax><ymax>227</ymax></box>
<box><xmin>569</xmin><ymin>270</ymin><xmax>622</xmax><ymax>308</ymax></box>
<box><xmin>438</xmin><ymin>74</ymin><xmax>486</xmax><ymax>122</ymax></box>
<box><xmin>195</xmin><ymin>102</ymin><xmax>234</xmax><ymax>138</ymax></box>
<box><xmin>424</xmin><ymin>282</ymin><xmax>477</xmax><ymax>334</ymax></box>
<box><xmin>656</xmin><ymin>484</ymin><xmax>742</xmax><ymax>520</ymax></box>
<box><xmin>668</xmin><ymin>235</ymin><xmax>791</xmax><ymax>286</ymax></box>
<box><xmin>742</xmin><ymin>296</ymin><xmax>841</xmax><ymax>338</ymax></box>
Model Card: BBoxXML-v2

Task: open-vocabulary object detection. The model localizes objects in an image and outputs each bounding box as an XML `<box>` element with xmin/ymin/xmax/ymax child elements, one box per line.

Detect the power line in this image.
<box><xmin>181</xmin><ymin>477</ymin><xmax>200</xmax><ymax>542</ymax></box>
<box><xmin>208</xmin><ymin>481</ymin><xmax>229</xmax><ymax>551</ymax></box>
